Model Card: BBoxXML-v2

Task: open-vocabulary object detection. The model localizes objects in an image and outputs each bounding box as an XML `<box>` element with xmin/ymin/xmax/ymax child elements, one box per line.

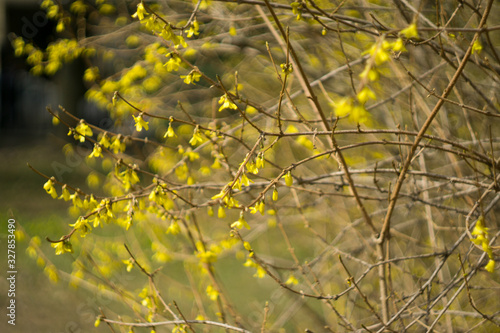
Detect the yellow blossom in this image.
<box><xmin>357</xmin><ymin>86</ymin><xmax>376</xmax><ymax>104</ymax></box>
<box><xmin>122</xmin><ymin>258</ymin><xmax>134</xmax><ymax>272</ymax></box>
<box><xmin>131</xmin><ymin>2</ymin><xmax>147</xmax><ymax>20</ymax></box>
<box><xmin>206</xmin><ymin>285</ymin><xmax>219</xmax><ymax>301</ymax></box>
<box><xmin>333</xmin><ymin>97</ymin><xmax>353</xmax><ymax>118</ymax></box>
<box><xmin>485</xmin><ymin>259</ymin><xmax>495</xmax><ymax>273</ymax></box>
<box><xmin>165</xmin><ymin>53</ymin><xmax>182</xmax><ymax>71</ymax></box>
<box><xmin>167</xmin><ymin>220</ymin><xmax>181</xmax><ymax>235</ymax></box>
<box><xmin>69</xmin><ymin>216</ymin><xmax>92</xmax><ymax>236</ymax></box>
<box><xmin>164</xmin><ymin>121</ymin><xmax>176</xmax><ymax>138</ymax></box>
<box><xmin>218</xmin><ymin>94</ymin><xmax>238</xmax><ymax>111</ymax></box>
<box><xmin>186</xmin><ymin>20</ymin><xmax>200</xmax><ymax>38</ymax></box>
<box><xmin>291</xmin><ymin>1</ymin><xmax>303</xmax><ymax>20</ymax></box>
<box><xmin>240</xmin><ymin>173</ymin><xmax>253</xmax><ymax>186</ymax></box>
<box><xmin>43</xmin><ymin>179</ymin><xmax>58</xmax><ymax>198</ymax></box>
<box><xmin>180</xmin><ymin>70</ymin><xmax>201</xmax><ymax>85</ymax></box>
<box><xmin>391</xmin><ymin>38</ymin><xmax>406</xmax><ymax>52</ymax></box>
<box><xmin>72</xmin><ymin>120</ymin><xmax>93</xmax><ymax>142</ymax></box>
<box><xmin>89</xmin><ymin>144</ymin><xmax>103</xmax><ymax>158</ymax></box>
<box><xmin>350</xmin><ymin>104</ymin><xmax>369</xmax><ymax>123</ymax></box>
<box><xmin>189</xmin><ymin>126</ymin><xmax>203</xmax><ymax>146</ymax></box>
<box><xmin>284</xmin><ymin>171</ymin><xmax>293</xmax><ymax>186</ymax></box>
<box><xmin>231</xmin><ymin>212</ymin><xmax>250</xmax><ymax>230</ymax></box>
<box><xmin>285</xmin><ymin>275</ymin><xmax>299</xmax><ymax>285</ymax></box>
<box><xmin>359</xmin><ymin>66</ymin><xmax>379</xmax><ymax>81</ymax></box>
<box><xmin>218</xmin><ymin>206</ymin><xmax>226</xmax><ymax>218</ymax></box>
<box><xmin>472</xmin><ymin>39</ymin><xmax>482</xmax><ymax>55</ymax></box>
<box><xmin>99</xmin><ymin>133</ymin><xmax>111</xmax><ymax>148</ymax></box>
<box><xmin>400</xmin><ymin>23</ymin><xmax>418</xmax><ymax>39</ymax></box>
<box><xmin>51</xmin><ymin>240</ymin><xmax>73</xmax><ymax>255</ymax></box>
<box><xmin>272</xmin><ymin>187</ymin><xmax>278</xmax><ymax>201</ymax></box>
<box><xmin>83</xmin><ymin>67</ymin><xmax>99</xmax><ymax>83</ymax></box>
<box><xmin>59</xmin><ymin>185</ymin><xmax>71</xmax><ymax>201</ymax></box>
<box><xmin>133</xmin><ymin>113</ymin><xmax>149</xmax><ymax>132</ymax></box>
<box><xmin>110</xmin><ymin>135</ymin><xmax>126</xmax><ymax>153</ymax></box>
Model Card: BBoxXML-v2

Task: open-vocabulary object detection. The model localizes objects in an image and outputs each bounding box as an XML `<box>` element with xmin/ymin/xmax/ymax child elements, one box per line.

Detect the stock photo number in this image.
<box><xmin>7</xmin><ymin>218</ymin><xmax>17</xmax><ymax>326</ymax></box>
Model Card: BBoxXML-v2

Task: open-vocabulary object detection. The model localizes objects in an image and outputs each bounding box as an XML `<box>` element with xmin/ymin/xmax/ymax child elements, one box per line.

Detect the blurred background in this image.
<box><xmin>1</xmin><ymin>1</ymin><xmax>498</xmax><ymax>332</ymax></box>
<box><xmin>1</xmin><ymin>0</ymin><xmax>106</xmax><ymax>332</ymax></box>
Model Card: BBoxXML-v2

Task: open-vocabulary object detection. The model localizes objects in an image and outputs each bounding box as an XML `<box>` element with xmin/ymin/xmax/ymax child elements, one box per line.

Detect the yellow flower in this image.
<box><xmin>110</xmin><ymin>135</ymin><xmax>126</xmax><ymax>153</ymax></box>
<box><xmin>189</xmin><ymin>126</ymin><xmax>203</xmax><ymax>146</ymax></box>
<box><xmin>126</xmin><ymin>35</ymin><xmax>140</xmax><ymax>48</ymax></box>
<box><xmin>44</xmin><ymin>265</ymin><xmax>59</xmax><ymax>283</ymax></box>
<box><xmin>83</xmin><ymin>67</ymin><xmax>99</xmax><ymax>83</ymax></box>
<box><xmin>180</xmin><ymin>70</ymin><xmax>201</xmax><ymax>85</ymax></box>
<box><xmin>27</xmin><ymin>49</ymin><xmax>44</xmax><ymax>65</ymax></box>
<box><xmin>43</xmin><ymin>179</ymin><xmax>58</xmax><ymax>198</ymax></box>
<box><xmin>255</xmin><ymin>153</ymin><xmax>265</xmax><ymax>169</ymax></box>
<box><xmin>218</xmin><ymin>94</ymin><xmax>238</xmax><ymax>111</ymax></box>
<box><xmin>70</xmin><ymin>0</ymin><xmax>87</xmax><ymax>15</ymax></box>
<box><xmin>333</xmin><ymin>97</ymin><xmax>353</xmax><ymax>118</ymax></box>
<box><xmin>167</xmin><ymin>221</ymin><xmax>181</xmax><ymax>235</ymax></box>
<box><xmin>218</xmin><ymin>206</ymin><xmax>226</xmax><ymax>218</ymax></box>
<box><xmin>186</xmin><ymin>20</ymin><xmax>200</xmax><ymax>38</ymax></box>
<box><xmin>122</xmin><ymin>258</ymin><xmax>134</xmax><ymax>272</ymax></box>
<box><xmin>485</xmin><ymin>259</ymin><xmax>495</xmax><ymax>273</ymax></box>
<box><xmin>246</xmin><ymin>161</ymin><xmax>258</xmax><ymax>175</ymax></box>
<box><xmin>364</xmin><ymin>43</ymin><xmax>390</xmax><ymax>65</ymax></box>
<box><xmin>73</xmin><ymin>121</ymin><xmax>93</xmax><ymax>142</ymax></box>
<box><xmin>206</xmin><ymin>285</ymin><xmax>219</xmax><ymax>301</ymax></box>
<box><xmin>291</xmin><ymin>1</ymin><xmax>303</xmax><ymax>20</ymax></box>
<box><xmin>285</xmin><ymin>275</ymin><xmax>299</xmax><ymax>285</ymax></box>
<box><xmin>69</xmin><ymin>217</ymin><xmax>92</xmax><ymax>236</ymax></box>
<box><xmin>280</xmin><ymin>63</ymin><xmax>293</xmax><ymax>75</ymax></box>
<box><xmin>258</xmin><ymin>201</ymin><xmax>265</xmax><ymax>215</ymax></box>
<box><xmin>391</xmin><ymin>38</ymin><xmax>406</xmax><ymax>52</ymax></box>
<box><xmin>254</xmin><ymin>265</ymin><xmax>266</xmax><ymax>278</ymax></box>
<box><xmin>357</xmin><ymin>86</ymin><xmax>376</xmax><ymax>104</ymax></box>
<box><xmin>99</xmin><ymin>4</ymin><xmax>116</xmax><ymax>15</ymax></box>
<box><xmin>165</xmin><ymin>53</ymin><xmax>182</xmax><ymax>72</ymax></box>
<box><xmin>99</xmin><ymin>133</ymin><xmax>110</xmax><ymax>148</ymax></box>
<box><xmin>472</xmin><ymin>39</ymin><xmax>482</xmax><ymax>55</ymax></box>
<box><xmin>240</xmin><ymin>173</ymin><xmax>253</xmax><ymax>186</ymax></box>
<box><xmin>51</xmin><ymin>240</ymin><xmax>73</xmax><ymax>255</ymax></box>
<box><xmin>184</xmin><ymin>149</ymin><xmax>199</xmax><ymax>161</ymax></box>
<box><xmin>142</xmin><ymin>76</ymin><xmax>162</xmax><ymax>93</ymax></box>
<box><xmin>231</xmin><ymin>212</ymin><xmax>250</xmax><ymax>230</ymax></box>
<box><xmin>471</xmin><ymin>217</ymin><xmax>489</xmax><ymax>240</ymax></box>
<box><xmin>12</xmin><ymin>37</ymin><xmax>25</xmax><ymax>57</ymax></box>
<box><xmin>59</xmin><ymin>185</ymin><xmax>71</xmax><ymax>201</ymax></box>
<box><xmin>350</xmin><ymin>104</ymin><xmax>369</xmax><ymax>123</ymax></box>
<box><xmin>164</xmin><ymin>121</ymin><xmax>176</xmax><ymax>138</ymax></box>
<box><xmin>400</xmin><ymin>23</ymin><xmax>418</xmax><ymax>39</ymax></box>
<box><xmin>359</xmin><ymin>66</ymin><xmax>379</xmax><ymax>81</ymax></box>
<box><xmin>89</xmin><ymin>144</ymin><xmax>103</xmax><ymax>158</ymax></box>
<box><xmin>131</xmin><ymin>2</ymin><xmax>147</xmax><ymax>21</ymax></box>
<box><xmin>272</xmin><ymin>187</ymin><xmax>278</xmax><ymax>201</ymax></box>
<box><xmin>284</xmin><ymin>171</ymin><xmax>293</xmax><ymax>186</ymax></box>
<box><xmin>229</xmin><ymin>25</ymin><xmax>237</xmax><ymax>36</ymax></box>
<box><xmin>132</xmin><ymin>113</ymin><xmax>149</xmax><ymax>132</ymax></box>
<box><xmin>56</xmin><ymin>20</ymin><xmax>65</xmax><ymax>33</ymax></box>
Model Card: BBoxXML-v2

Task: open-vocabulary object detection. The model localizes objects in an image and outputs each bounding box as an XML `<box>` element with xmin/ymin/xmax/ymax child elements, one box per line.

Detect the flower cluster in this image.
<box><xmin>471</xmin><ymin>217</ymin><xmax>496</xmax><ymax>273</ymax></box>
<box><xmin>12</xmin><ymin>36</ymin><xmax>93</xmax><ymax>76</ymax></box>
<box><xmin>333</xmin><ymin>23</ymin><xmax>419</xmax><ymax>123</ymax></box>
<box><xmin>131</xmin><ymin>2</ymin><xmax>188</xmax><ymax>49</ymax></box>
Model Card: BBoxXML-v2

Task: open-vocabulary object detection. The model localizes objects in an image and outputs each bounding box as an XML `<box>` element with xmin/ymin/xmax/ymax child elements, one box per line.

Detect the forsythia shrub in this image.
<box><xmin>14</xmin><ymin>0</ymin><xmax>500</xmax><ymax>331</ymax></box>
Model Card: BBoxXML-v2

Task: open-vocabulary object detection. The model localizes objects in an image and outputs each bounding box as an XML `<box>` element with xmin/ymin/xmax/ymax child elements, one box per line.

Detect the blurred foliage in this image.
<box><xmin>8</xmin><ymin>0</ymin><xmax>500</xmax><ymax>332</ymax></box>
